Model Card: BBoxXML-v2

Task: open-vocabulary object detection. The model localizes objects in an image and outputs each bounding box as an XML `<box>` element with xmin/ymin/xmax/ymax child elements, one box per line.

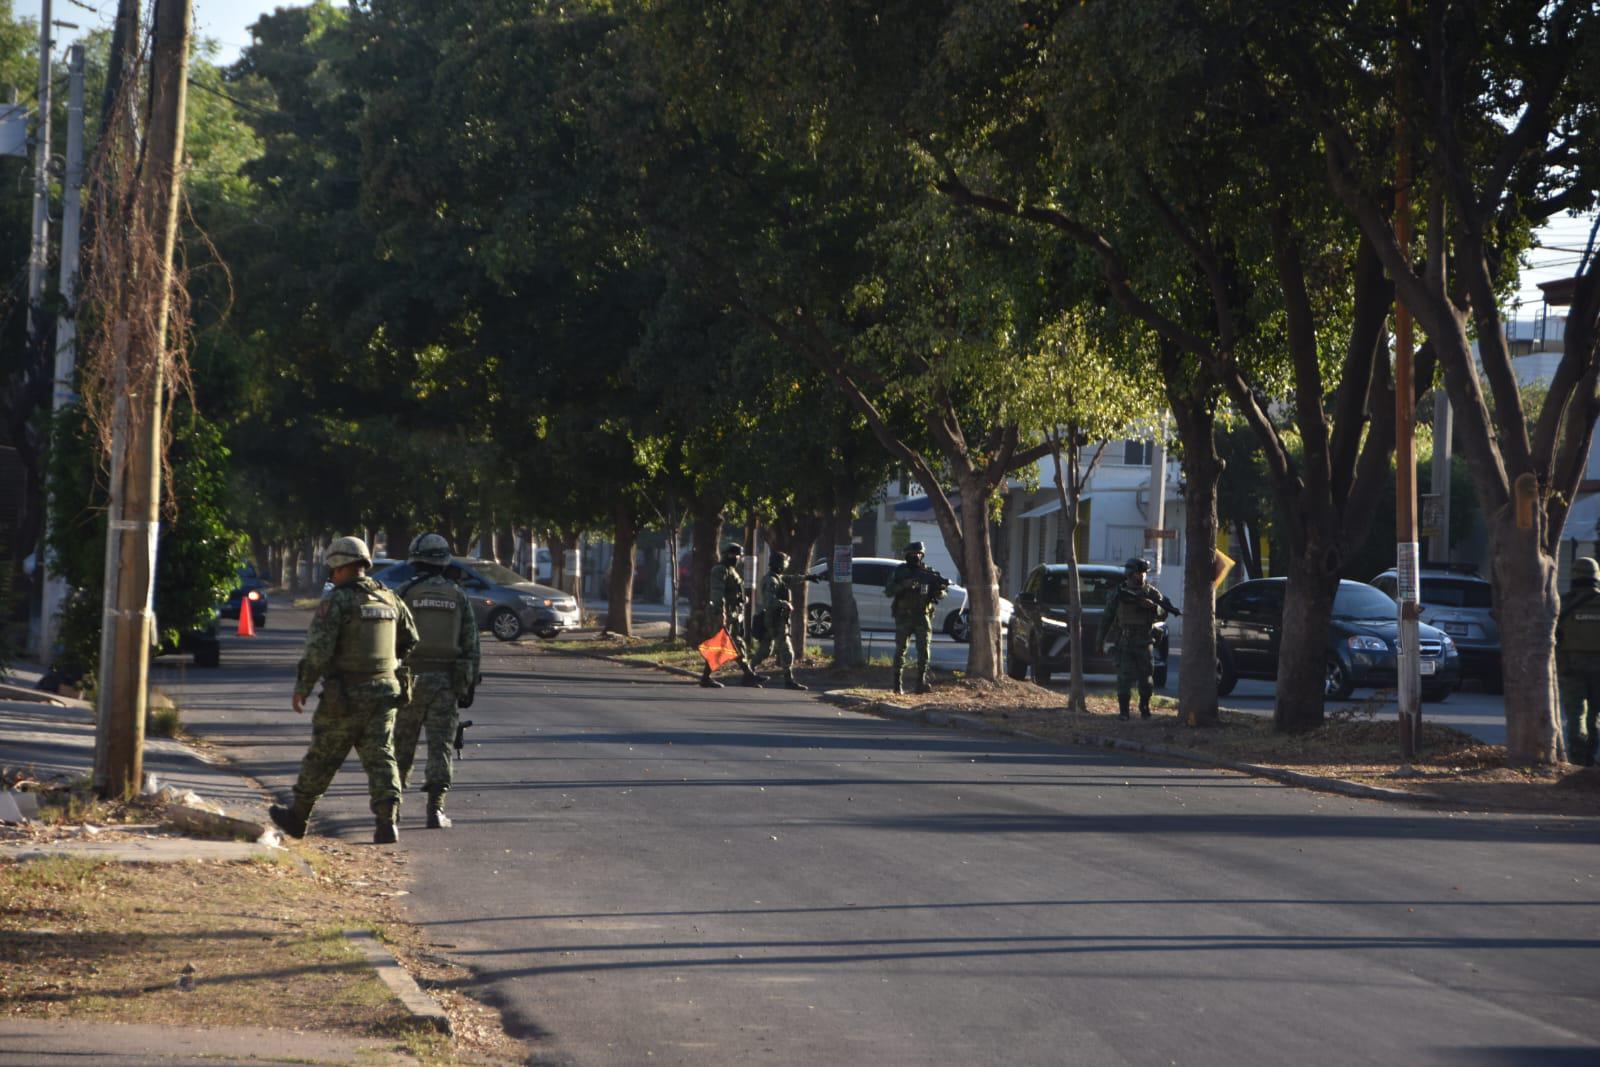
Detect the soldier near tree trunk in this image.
<box><xmin>394</xmin><ymin>533</ymin><xmax>480</xmax><ymax>829</ymax></box>
<box><xmin>750</xmin><ymin>548</ymin><xmax>825</xmax><ymax>690</ymax></box>
<box><xmin>270</xmin><ymin>536</ymin><xmax>419</xmax><ymax>844</ymax></box>
<box><xmin>701</xmin><ymin>542</ymin><xmax>764</xmax><ymax>689</ymax></box>
<box><xmin>1557</xmin><ymin>556</ymin><xmax>1600</xmax><ymax>766</ymax></box>
<box><xmin>885</xmin><ymin>541</ymin><xmax>947</xmax><ymax>695</ymax></box>
<box><xmin>1097</xmin><ymin>557</ymin><xmax>1170</xmax><ymax>720</ymax></box>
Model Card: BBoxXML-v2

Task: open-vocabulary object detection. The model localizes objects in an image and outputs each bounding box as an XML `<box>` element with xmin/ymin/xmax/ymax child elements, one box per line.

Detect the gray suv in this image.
<box><xmin>1369</xmin><ymin>566</ymin><xmax>1501</xmax><ymax>693</ymax></box>
<box><xmin>380</xmin><ymin>557</ymin><xmax>580</xmax><ymax>641</ymax></box>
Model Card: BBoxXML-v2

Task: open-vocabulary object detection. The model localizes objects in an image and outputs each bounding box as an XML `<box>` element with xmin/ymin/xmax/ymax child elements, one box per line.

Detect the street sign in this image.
<box><xmin>1397</xmin><ymin>541</ymin><xmax>1420</xmax><ymax>603</ymax></box>
<box><xmin>832</xmin><ymin>544</ymin><xmax>853</xmax><ymax>582</ymax></box>
<box><xmin>1145</xmin><ymin>529</ymin><xmax>1176</xmax><ymax>541</ymax></box>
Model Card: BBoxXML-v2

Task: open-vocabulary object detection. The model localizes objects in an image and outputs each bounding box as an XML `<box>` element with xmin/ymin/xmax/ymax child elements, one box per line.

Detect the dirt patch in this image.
<box><xmin>0</xmin><ymin>777</ymin><xmax>524</xmax><ymax>1064</ymax></box>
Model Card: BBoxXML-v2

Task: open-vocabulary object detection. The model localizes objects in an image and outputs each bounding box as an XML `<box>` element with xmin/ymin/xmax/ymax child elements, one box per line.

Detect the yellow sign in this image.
<box><xmin>1211</xmin><ymin>548</ymin><xmax>1235</xmax><ymax>588</ymax></box>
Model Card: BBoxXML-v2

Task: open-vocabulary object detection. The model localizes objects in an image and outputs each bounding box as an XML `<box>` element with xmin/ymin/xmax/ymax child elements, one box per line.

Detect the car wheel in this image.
<box><xmin>1005</xmin><ymin>636</ymin><xmax>1029</xmax><ymax>680</ymax></box>
<box><xmin>807</xmin><ymin>604</ymin><xmax>833</xmax><ymax>639</ymax></box>
<box><xmin>1216</xmin><ymin>645</ymin><xmax>1237</xmax><ymax>697</ymax></box>
<box><xmin>1422</xmin><ymin>685</ymin><xmax>1451</xmax><ymax>703</ymax></box>
<box><xmin>1325</xmin><ymin>657</ymin><xmax>1355</xmax><ymax>700</ymax></box>
<box><xmin>489</xmin><ymin>608</ymin><xmax>523</xmax><ymax>642</ymax></box>
<box><xmin>948</xmin><ymin>610</ymin><xmax>971</xmax><ymax>643</ymax></box>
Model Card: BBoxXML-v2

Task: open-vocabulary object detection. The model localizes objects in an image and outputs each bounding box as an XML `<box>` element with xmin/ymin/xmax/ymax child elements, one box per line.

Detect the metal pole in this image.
<box><xmin>1394</xmin><ymin>10</ymin><xmax>1421</xmax><ymax>760</ymax></box>
<box><xmin>38</xmin><ymin>43</ymin><xmax>84</xmax><ymax>661</ymax></box>
<box><xmin>24</xmin><ymin>0</ymin><xmax>52</xmax><ymax>342</ymax></box>
<box><xmin>1150</xmin><ymin>417</ymin><xmax>1169</xmax><ymax>575</ymax></box>
<box><xmin>1431</xmin><ymin>388</ymin><xmax>1452</xmax><ymax>563</ymax></box>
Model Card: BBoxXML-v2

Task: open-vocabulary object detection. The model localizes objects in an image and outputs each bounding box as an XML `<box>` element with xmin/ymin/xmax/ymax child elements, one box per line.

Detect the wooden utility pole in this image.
<box><xmin>96</xmin><ymin>0</ymin><xmax>191</xmax><ymax>798</ymax></box>
<box><xmin>1394</xmin><ymin>4</ymin><xmax>1422</xmax><ymax>760</ymax></box>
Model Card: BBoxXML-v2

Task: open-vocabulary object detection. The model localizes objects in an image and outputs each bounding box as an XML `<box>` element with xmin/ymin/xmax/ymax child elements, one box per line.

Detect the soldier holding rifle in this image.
<box><xmin>885</xmin><ymin>541</ymin><xmax>949</xmax><ymax>695</ymax></box>
<box><xmin>1097</xmin><ymin>556</ymin><xmax>1180</xmax><ymax>719</ymax></box>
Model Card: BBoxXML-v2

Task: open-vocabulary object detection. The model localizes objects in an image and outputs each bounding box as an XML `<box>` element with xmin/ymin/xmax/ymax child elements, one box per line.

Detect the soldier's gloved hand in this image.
<box><xmin>806</xmin><ymin>573</ymin><xmax>824</xmax><ymax>583</ymax></box>
<box><xmin>292</xmin><ymin>692</ymin><xmax>306</xmax><ymax>714</ymax></box>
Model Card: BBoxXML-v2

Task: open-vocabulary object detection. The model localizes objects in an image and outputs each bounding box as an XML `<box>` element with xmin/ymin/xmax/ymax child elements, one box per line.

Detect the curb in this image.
<box><xmin>544</xmin><ymin>645</ymin><xmax>1441</xmax><ymax>806</ymax></box>
<box><xmin>820</xmin><ymin>693</ymin><xmax>1445</xmax><ymax>805</ymax></box>
<box><xmin>343</xmin><ymin>929</ymin><xmax>452</xmax><ymax>1035</ymax></box>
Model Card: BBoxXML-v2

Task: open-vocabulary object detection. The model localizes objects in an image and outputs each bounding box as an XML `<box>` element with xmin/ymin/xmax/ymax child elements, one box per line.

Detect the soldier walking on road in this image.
<box><xmin>1557</xmin><ymin>556</ymin><xmax>1600</xmax><ymax>766</ymax></box>
<box><xmin>885</xmin><ymin>541</ymin><xmax>947</xmax><ymax>696</ymax></box>
<box><xmin>394</xmin><ymin>533</ymin><xmax>480</xmax><ymax>828</ymax></box>
<box><xmin>270</xmin><ymin>536</ymin><xmax>419</xmax><ymax>844</ymax></box>
<box><xmin>750</xmin><ymin>549</ymin><xmax>825</xmax><ymax>690</ymax></box>
<box><xmin>1097</xmin><ymin>557</ymin><xmax>1169</xmax><ymax>720</ymax></box>
<box><xmin>701</xmin><ymin>542</ymin><xmax>765</xmax><ymax>689</ymax></box>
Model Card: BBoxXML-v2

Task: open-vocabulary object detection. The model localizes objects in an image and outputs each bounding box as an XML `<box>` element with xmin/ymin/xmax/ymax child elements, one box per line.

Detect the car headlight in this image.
<box><xmin>1346</xmin><ymin>635</ymin><xmax>1388</xmax><ymax>652</ymax></box>
<box><xmin>1441</xmin><ymin>635</ymin><xmax>1457</xmax><ymax>654</ymax></box>
<box><xmin>518</xmin><ymin>595</ymin><xmax>554</xmax><ymax>607</ymax></box>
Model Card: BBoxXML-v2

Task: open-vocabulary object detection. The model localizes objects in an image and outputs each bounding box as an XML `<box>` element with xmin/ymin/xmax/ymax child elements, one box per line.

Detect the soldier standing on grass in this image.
<box><xmin>1097</xmin><ymin>557</ymin><xmax>1168</xmax><ymax>720</ymax></box>
<box><xmin>394</xmin><ymin>533</ymin><xmax>480</xmax><ymax>828</ymax></box>
<box><xmin>885</xmin><ymin>541</ymin><xmax>946</xmax><ymax>696</ymax></box>
<box><xmin>701</xmin><ymin>542</ymin><xmax>765</xmax><ymax>689</ymax></box>
<box><xmin>749</xmin><ymin>549</ymin><xmax>825</xmax><ymax>690</ymax></box>
<box><xmin>270</xmin><ymin>536</ymin><xmax>419</xmax><ymax>844</ymax></box>
<box><xmin>1557</xmin><ymin>556</ymin><xmax>1600</xmax><ymax>766</ymax></box>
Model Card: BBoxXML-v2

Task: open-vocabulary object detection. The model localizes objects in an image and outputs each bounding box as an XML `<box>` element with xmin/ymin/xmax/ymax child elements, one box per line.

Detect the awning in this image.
<box><xmin>1562</xmin><ymin>492</ymin><xmax>1600</xmax><ymax>541</ymax></box>
<box><xmin>1018</xmin><ymin>497</ymin><xmax>1063</xmax><ymax>520</ymax></box>
<box><xmin>893</xmin><ymin>496</ymin><xmax>960</xmax><ymax>519</ymax></box>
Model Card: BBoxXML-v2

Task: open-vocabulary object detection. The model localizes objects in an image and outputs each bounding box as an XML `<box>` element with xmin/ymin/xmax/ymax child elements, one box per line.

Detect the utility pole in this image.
<box><xmin>1149</xmin><ymin>417</ymin><xmax>1169</xmax><ymax>575</ymax></box>
<box><xmin>24</xmin><ymin>0</ymin><xmax>51</xmax><ymax>345</ymax></box>
<box><xmin>38</xmin><ymin>43</ymin><xmax>84</xmax><ymax>661</ymax></box>
<box><xmin>1430</xmin><ymin>389</ymin><xmax>1452</xmax><ymax>563</ymax></box>
<box><xmin>96</xmin><ymin>0</ymin><xmax>192</xmax><ymax>798</ymax></box>
<box><xmin>1394</xmin><ymin>6</ymin><xmax>1422</xmax><ymax>760</ymax></box>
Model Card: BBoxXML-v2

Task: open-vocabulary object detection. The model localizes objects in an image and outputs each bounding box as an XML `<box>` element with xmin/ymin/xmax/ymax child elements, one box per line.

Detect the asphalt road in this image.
<box><xmin>163</xmin><ymin>603</ymin><xmax>1599</xmax><ymax>1066</ymax></box>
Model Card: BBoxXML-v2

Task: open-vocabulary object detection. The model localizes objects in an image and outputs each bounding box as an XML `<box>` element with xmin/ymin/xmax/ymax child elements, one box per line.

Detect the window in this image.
<box><xmin>1122</xmin><ymin>439</ymin><xmax>1152</xmax><ymax>465</ymax></box>
<box><xmin>1228</xmin><ymin>582</ymin><xmax>1284</xmax><ymax>618</ymax></box>
<box><xmin>853</xmin><ymin>562</ymin><xmax>890</xmax><ymax>588</ymax></box>
<box><xmin>1420</xmin><ymin>578</ymin><xmax>1494</xmax><ymax>609</ymax></box>
<box><xmin>1041</xmin><ymin>571</ymin><xmax>1121</xmax><ymax>607</ymax></box>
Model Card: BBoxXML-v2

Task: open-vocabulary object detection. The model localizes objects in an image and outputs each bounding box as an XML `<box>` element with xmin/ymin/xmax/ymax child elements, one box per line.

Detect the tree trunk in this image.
<box><xmin>385</xmin><ymin>520</ymin><xmax>413</xmax><ymax>565</ymax></box>
<box><xmin>1273</xmin><ymin>544</ymin><xmax>1338</xmax><ymax>733</ymax></box>
<box><xmin>608</xmin><ymin>498</ymin><xmax>638</xmax><ymax>637</ymax></box>
<box><xmin>1176</xmin><ymin>409</ymin><xmax>1223</xmax><ymax>727</ymax></box>
<box><xmin>779</xmin><ymin>516</ymin><xmax>821</xmax><ymax>662</ymax></box>
<box><xmin>957</xmin><ymin>473</ymin><xmax>1002</xmax><ymax>681</ymax></box>
<box><xmin>828</xmin><ymin>501</ymin><xmax>864</xmax><ymax>668</ymax></box>
<box><xmin>1487</xmin><ymin>513</ymin><xmax>1562</xmax><ymax>764</ymax></box>
<box><xmin>687</xmin><ymin>502</ymin><xmax>722</xmax><ymax>644</ymax></box>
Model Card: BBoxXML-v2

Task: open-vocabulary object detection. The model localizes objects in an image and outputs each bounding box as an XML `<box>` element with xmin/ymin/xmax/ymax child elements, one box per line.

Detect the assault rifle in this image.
<box><xmin>454</xmin><ymin>719</ymin><xmax>474</xmax><ymax>759</ymax></box>
<box><xmin>913</xmin><ymin>566</ymin><xmax>952</xmax><ymax>605</ymax></box>
<box><xmin>1123</xmin><ymin>586</ymin><xmax>1182</xmax><ymax>617</ymax></box>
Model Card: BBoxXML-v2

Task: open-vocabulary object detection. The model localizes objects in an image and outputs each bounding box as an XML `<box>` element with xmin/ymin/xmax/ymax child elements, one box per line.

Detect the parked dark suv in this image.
<box><xmin>1215</xmin><ymin>578</ymin><xmax>1461</xmax><ymax>701</ymax></box>
<box><xmin>1006</xmin><ymin>563</ymin><xmax>1169</xmax><ymax>687</ymax></box>
<box><xmin>1369</xmin><ymin>565</ymin><xmax>1500</xmax><ymax>693</ymax></box>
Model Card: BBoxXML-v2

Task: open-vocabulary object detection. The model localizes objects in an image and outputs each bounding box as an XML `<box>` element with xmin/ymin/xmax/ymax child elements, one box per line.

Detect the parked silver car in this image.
<box><xmin>1369</xmin><ymin>565</ymin><xmax>1501</xmax><ymax>693</ymax></box>
<box><xmin>804</xmin><ymin>557</ymin><xmax>1013</xmax><ymax>640</ymax></box>
<box><xmin>379</xmin><ymin>557</ymin><xmax>580</xmax><ymax>641</ymax></box>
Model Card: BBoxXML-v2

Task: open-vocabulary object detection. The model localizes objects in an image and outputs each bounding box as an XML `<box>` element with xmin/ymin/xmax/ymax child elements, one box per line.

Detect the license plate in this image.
<box><xmin>1441</xmin><ymin>623</ymin><xmax>1467</xmax><ymax>636</ymax></box>
<box><xmin>1420</xmin><ymin>660</ymin><xmax>1437</xmax><ymax>675</ymax></box>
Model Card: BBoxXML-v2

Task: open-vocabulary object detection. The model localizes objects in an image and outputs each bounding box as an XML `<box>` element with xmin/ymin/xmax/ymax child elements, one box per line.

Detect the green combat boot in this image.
<box><xmin>268</xmin><ymin>799</ymin><xmax>312</xmax><ymax>839</ymax></box>
<box><xmin>915</xmin><ymin>674</ymin><xmax>931</xmax><ymax>695</ymax></box>
<box><xmin>783</xmin><ymin>670</ymin><xmax>807</xmax><ymax>691</ymax></box>
<box><xmin>426</xmin><ymin>792</ymin><xmax>451</xmax><ymax>830</ymax></box>
<box><xmin>699</xmin><ymin>666</ymin><xmax>723</xmax><ymax>689</ymax></box>
<box><xmin>374</xmin><ymin>800</ymin><xmax>399</xmax><ymax>845</ymax></box>
<box><xmin>892</xmin><ymin>672</ymin><xmax>904</xmax><ymax>696</ymax></box>
<box><xmin>1118</xmin><ymin>696</ymin><xmax>1131</xmax><ymax>720</ymax></box>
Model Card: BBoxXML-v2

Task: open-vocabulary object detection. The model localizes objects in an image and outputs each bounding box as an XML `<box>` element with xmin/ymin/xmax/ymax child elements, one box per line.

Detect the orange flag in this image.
<box><xmin>698</xmin><ymin>628</ymin><xmax>738</xmax><ymax>672</ymax></box>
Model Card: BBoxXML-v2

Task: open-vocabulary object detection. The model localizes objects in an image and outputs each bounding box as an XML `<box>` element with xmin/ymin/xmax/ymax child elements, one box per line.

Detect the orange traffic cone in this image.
<box><xmin>236</xmin><ymin>593</ymin><xmax>257</xmax><ymax>637</ymax></box>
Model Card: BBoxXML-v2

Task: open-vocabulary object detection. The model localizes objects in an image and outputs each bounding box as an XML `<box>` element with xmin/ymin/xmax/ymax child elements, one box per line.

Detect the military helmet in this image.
<box><xmin>1576</xmin><ymin>557</ymin><xmax>1600</xmax><ymax>581</ymax></box>
<box><xmin>770</xmin><ymin>549</ymin><xmax>790</xmax><ymax>570</ymax></box>
<box><xmin>325</xmin><ymin>536</ymin><xmax>373</xmax><ymax>570</ymax></box>
<box><xmin>409</xmin><ymin>532</ymin><xmax>452</xmax><ymax>566</ymax></box>
<box><xmin>722</xmin><ymin>541</ymin><xmax>744</xmax><ymax>559</ymax></box>
<box><xmin>1124</xmin><ymin>556</ymin><xmax>1151</xmax><ymax>574</ymax></box>
<box><xmin>905</xmin><ymin>541</ymin><xmax>926</xmax><ymax>559</ymax></box>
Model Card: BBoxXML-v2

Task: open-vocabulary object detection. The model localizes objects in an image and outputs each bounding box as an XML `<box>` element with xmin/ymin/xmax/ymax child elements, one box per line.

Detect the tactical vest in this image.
<box><xmin>404</xmin><ymin>576</ymin><xmax>465</xmax><ymax>669</ymax></box>
<box><xmin>332</xmin><ymin>582</ymin><xmax>401</xmax><ymax>675</ymax></box>
<box><xmin>762</xmin><ymin>572</ymin><xmax>792</xmax><ymax>613</ymax></box>
<box><xmin>888</xmin><ymin>563</ymin><xmax>933</xmax><ymax>622</ymax></box>
<box><xmin>710</xmin><ymin>563</ymin><xmax>742</xmax><ymax>611</ymax></box>
<box><xmin>1110</xmin><ymin>582</ymin><xmax>1162</xmax><ymax>645</ymax></box>
<box><xmin>1560</xmin><ymin>588</ymin><xmax>1600</xmax><ymax>655</ymax></box>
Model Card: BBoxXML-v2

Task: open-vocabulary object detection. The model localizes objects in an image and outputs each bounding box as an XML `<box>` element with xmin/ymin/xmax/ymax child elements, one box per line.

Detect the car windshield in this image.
<box><xmin>1040</xmin><ymin>572</ymin><xmax>1120</xmax><ymax>607</ymax></box>
<box><xmin>467</xmin><ymin>561</ymin><xmax>530</xmax><ymax>587</ymax></box>
<box><xmin>1333</xmin><ymin>583</ymin><xmax>1400</xmax><ymax>619</ymax></box>
<box><xmin>1421</xmin><ymin>578</ymin><xmax>1493</xmax><ymax>609</ymax></box>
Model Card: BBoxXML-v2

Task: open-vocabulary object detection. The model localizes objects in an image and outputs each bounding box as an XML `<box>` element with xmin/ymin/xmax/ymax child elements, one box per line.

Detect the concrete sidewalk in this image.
<box><xmin>0</xmin><ymin>1018</ymin><xmax>417</xmax><ymax>1066</ymax></box>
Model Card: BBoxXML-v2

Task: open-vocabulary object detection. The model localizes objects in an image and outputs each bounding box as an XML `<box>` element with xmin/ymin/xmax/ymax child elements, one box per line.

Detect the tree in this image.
<box><xmin>1274</xmin><ymin>0</ymin><xmax>1600</xmax><ymax>763</ymax></box>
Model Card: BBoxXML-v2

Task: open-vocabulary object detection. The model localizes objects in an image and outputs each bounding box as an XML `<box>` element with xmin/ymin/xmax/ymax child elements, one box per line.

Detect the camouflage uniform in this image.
<box><xmin>396</xmin><ymin>569</ymin><xmax>479</xmax><ymax>820</ymax></box>
<box><xmin>750</xmin><ymin>553</ymin><xmax>821</xmax><ymax>689</ymax></box>
<box><xmin>702</xmin><ymin>546</ymin><xmax>763</xmax><ymax>688</ymax></box>
<box><xmin>289</xmin><ymin>576</ymin><xmax>419</xmax><ymax>818</ymax></box>
<box><xmin>1097</xmin><ymin>560</ymin><xmax>1167</xmax><ymax>718</ymax></box>
<box><xmin>885</xmin><ymin>543</ymin><xmax>946</xmax><ymax>694</ymax></box>
<box><xmin>1557</xmin><ymin>558</ymin><xmax>1600</xmax><ymax>766</ymax></box>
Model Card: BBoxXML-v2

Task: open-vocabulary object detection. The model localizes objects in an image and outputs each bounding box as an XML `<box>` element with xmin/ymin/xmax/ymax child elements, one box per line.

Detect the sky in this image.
<box><xmin>11</xmin><ymin>1</ymin><xmax>1598</xmax><ymax>317</ymax></box>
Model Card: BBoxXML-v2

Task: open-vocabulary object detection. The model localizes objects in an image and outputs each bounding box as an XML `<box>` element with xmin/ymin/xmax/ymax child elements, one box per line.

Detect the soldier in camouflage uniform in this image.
<box><xmin>885</xmin><ymin>541</ymin><xmax>946</xmax><ymax>695</ymax></box>
<box><xmin>1557</xmin><ymin>557</ymin><xmax>1600</xmax><ymax>766</ymax></box>
<box><xmin>1097</xmin><ymin>557</ymin><xmax>1168</xmax><ymax>719</ymax></box>
<box><xmin>701</xmin><ymin>542</ymin><xmax>765</xmax><ymax>689</ymax></box>
<box><xmin>270</xmin><ymin>536</ymin><xmax>419</xmax><ymax>844</ymax></box>
<box><xmin>394</xmin><ymin>533</ymin><xmax>480</xmax><ymax>828</ymax></box>
<box><xmin>749</xmin><ymin>549</ymin><xmax>825</xmax><ymax>690</ymax></box>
